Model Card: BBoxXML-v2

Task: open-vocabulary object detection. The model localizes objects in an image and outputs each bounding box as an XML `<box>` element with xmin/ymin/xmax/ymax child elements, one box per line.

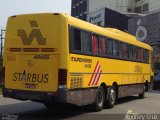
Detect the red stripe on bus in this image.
<box><xmin>23</xmin><ymin>48</ymin><xmax>40</xmax><ymax>52</ymax></box>
<box><xmin>95</xmin><ymin>70</ymin><xmax>102</xmax><ymax>85</ymax></box>
<box><xmin>10</xmin><ymin>48</ymin><xmax>22</xmax><ymax>52</ymax></box>
<box><xmin>88</xmin><ymin>61</ymin><xmax>99</xmax><ymax>86</ymax></box>
<box><xmin>90</xmin><ymin>63</ymin><xmax>100</xmax><ymax>86</ymax></box>
<box><xmin>91</xmin><ymin>65</ymin><xmax>101</xmax><ymax>86</ymax></box>
<box><xmin>41</xmin><ymin>48</ymin><xmax>56</xmax><ymax>52</ymax></box>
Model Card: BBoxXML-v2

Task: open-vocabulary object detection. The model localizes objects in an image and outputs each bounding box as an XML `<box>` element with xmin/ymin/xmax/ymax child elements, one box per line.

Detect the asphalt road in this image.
<box><xmin>0</xmin><ymin>91</ymin><xmax>160</xmax><ymax>120</ymax></box>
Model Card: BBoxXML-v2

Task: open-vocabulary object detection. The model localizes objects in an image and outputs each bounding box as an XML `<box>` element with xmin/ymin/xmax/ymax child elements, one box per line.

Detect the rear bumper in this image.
<box><xmin>2</xmin><ymin>87</ymin><xmax>97</xmax><ymax>106</ymax></box>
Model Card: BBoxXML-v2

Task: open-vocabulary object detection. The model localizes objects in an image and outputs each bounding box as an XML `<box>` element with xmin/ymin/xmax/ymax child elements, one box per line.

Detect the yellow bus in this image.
<box><xmin>2</xmin><ymin>13</ymin><xmax>153</xmax><ymax>111</ymax></box>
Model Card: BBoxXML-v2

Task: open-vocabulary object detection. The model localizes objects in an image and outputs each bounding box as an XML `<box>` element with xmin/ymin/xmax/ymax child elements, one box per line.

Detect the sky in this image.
<box><xmin>0</xmin><ymin>0</ymin><xmax>71</xmax><ymax>29</ymax></box>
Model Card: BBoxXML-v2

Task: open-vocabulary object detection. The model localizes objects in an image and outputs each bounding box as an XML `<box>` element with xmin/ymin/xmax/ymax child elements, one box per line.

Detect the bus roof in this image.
<box><xmin>61</xmin><ymin>14</ymin><xmax>152</xmax><ymax>51</ymax></box>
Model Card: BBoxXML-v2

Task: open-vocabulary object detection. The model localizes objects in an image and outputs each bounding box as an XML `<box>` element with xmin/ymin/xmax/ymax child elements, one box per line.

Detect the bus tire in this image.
<box><xmin>138</xmin><ymin>85</ymin><xmax>145</xmax><ymax>99</ymax></box>
<box><xmin>106</xmin><ymin>86</ymin><xmax>116</xmax><ymax>108</ymax></box>
<box><xmin>145</xmin><ymin>81</ymin><xmax>149</xmax><ymax>92</ymax></box>
<box><xmin>44</xmin><ymin>103</ymin><xmax>58</xmax><ymax>109</ymax></box>
<box><xmin>93</xmin><ymin>86</ymin><xmax>105</xmax><ymax>112</ymax></box>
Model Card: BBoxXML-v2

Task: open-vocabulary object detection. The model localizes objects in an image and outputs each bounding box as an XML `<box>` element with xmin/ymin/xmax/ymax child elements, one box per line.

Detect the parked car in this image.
<box><xmin>153</xmin><ymin>73</ymin><xmax>160</xmax><ymax>90</ymax></box>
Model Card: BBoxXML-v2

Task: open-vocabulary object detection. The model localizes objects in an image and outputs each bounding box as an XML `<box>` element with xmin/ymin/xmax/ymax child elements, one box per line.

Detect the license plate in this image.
<box><xmin>25</xmin><ymin>83</ymin><xmax>36</xmax><ymax>89</ymax></box>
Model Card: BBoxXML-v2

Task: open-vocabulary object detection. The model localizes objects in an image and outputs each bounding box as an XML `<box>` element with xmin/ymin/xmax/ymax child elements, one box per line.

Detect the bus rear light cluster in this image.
<box><xmin>58</xmin><ymin>69</ymin><xmax>67</xmax><ymax>86</ymax></box>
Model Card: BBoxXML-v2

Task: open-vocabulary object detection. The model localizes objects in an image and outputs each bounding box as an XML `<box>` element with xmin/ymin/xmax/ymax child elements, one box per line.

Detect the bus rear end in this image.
<box><xmin>2</xmin><ymin>13</ymin><xmax>68</xmax><ymax>103</ymax></box>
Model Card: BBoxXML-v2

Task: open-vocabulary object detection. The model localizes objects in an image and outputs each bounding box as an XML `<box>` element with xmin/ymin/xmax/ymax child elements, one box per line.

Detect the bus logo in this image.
<box><xmin>27</xmin><ymin>60</ymin><xmax>33</xmax><ymax>67</ymax></box>
<box><xmin>88</xmin><ymin>61</ymin><xmax>102</xmax><ymax>86</ymax></box>
<box><xmin>17</xmin><ymin>20</ymin><xmax>46</xmax><ymax>45</ymax></box>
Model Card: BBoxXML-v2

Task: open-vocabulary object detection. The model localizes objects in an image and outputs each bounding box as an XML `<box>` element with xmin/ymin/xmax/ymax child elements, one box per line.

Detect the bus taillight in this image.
<box><xmin>58</xmin><ymin>69</ymin><xmax>67</xmax><ymax>88</ymax></box>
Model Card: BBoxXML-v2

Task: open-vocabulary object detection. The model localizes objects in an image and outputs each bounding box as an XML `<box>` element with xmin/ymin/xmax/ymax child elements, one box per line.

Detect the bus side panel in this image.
<box><xmin>137</xmin><ymin>63</ymin><xmax>151</xmax><ymax>84</ymax></box>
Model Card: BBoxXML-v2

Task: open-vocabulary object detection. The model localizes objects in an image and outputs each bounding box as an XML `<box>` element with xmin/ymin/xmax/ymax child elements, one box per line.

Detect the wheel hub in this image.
<box><xmin>110</xmin><ymin>89</ymin><xmax>115</xmax><ymax>104</ymax></box>
<box><xmin>97</xmin><ymin>90</ymin><xmax>103</xmax><ymax>106</ymax></box>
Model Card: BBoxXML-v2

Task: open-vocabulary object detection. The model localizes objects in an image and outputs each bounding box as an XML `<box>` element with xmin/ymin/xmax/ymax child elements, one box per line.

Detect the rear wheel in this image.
<box><xmin>92</xmin><ymin>86</ymin><xmax>105</xmax><ymax>112</ymax></box>
<box><xmin>106</xmin><ymin>86</ymin><xmax>116</xmax><ymax>108</ymax></box>
<box><xmin>138</xmin><ymin>85</ymin><xmax>145</xmax><ymax>99</ymax></box>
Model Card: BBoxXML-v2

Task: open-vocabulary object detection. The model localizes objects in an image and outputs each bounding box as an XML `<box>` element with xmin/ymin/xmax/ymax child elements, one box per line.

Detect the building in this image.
<box><xmin>149</xmin><ymin>0</ymin><xmax>160</xmax><ymax>14</ymax></box>
<box><xmin>87</xmin><ymin>8</ymin><xmax>128</xmax><ymax>31</ymax></box>
<box><xmin>128</xmin><ymin>12</ymin><xmax>159</xmax><ymax>45</ymax></box>
<box><xmin>128</xmin><ymin>11</ymin><xmax>160</xmax><ymax>59</ymax></box>
<box><xmin>71</xmin><ymin>0</ymin><xmax>88</xmax><ymax>20</ymax></box>
<box><xmin>128</xmin><ymin>0</ymin><xmax>149</xmax><ymax>14</ymax></box>
<box><xmin>88</xmin><ymin>0</ymin><xmax>129</xmax><ymax>14</ymax></box>
<box><xmin>128</xmin><ymin>0</ymin><xmax>160</xmax><ymax>14</ymax></box>
<box><xmin>71</xmin><ymin>0</ymin><xmax>129</xmax><ymax>20</ymax></box>
<box><xmin>71</xmin><ymin>0</ymin><xmax>160</xmax><ymax>20</ymax></box>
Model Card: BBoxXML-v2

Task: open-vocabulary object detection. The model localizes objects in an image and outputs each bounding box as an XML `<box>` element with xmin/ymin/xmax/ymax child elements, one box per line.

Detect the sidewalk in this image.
<box><xmin>149</xmin><ymin>89</ymin><xmax>160</xmax><ymax>93</ymax></box>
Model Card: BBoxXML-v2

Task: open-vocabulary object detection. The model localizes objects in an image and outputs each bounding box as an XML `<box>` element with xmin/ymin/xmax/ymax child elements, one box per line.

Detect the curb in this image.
<box><xmin>149</xmin><ymin>90</ymin><xmax>160</xmax><ymax>93</ymax></box>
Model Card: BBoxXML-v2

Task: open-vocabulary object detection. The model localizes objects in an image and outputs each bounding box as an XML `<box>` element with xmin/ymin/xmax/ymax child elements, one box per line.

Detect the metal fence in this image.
<box><xmin>0</xmin><ymin>29</ymin><xmax>5</xmax><ymax>56</ymax></box>
<box><xmin>0</xmin><ymin>29</ymin><xmax>5</xmax><ymax>83</ymax></box>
